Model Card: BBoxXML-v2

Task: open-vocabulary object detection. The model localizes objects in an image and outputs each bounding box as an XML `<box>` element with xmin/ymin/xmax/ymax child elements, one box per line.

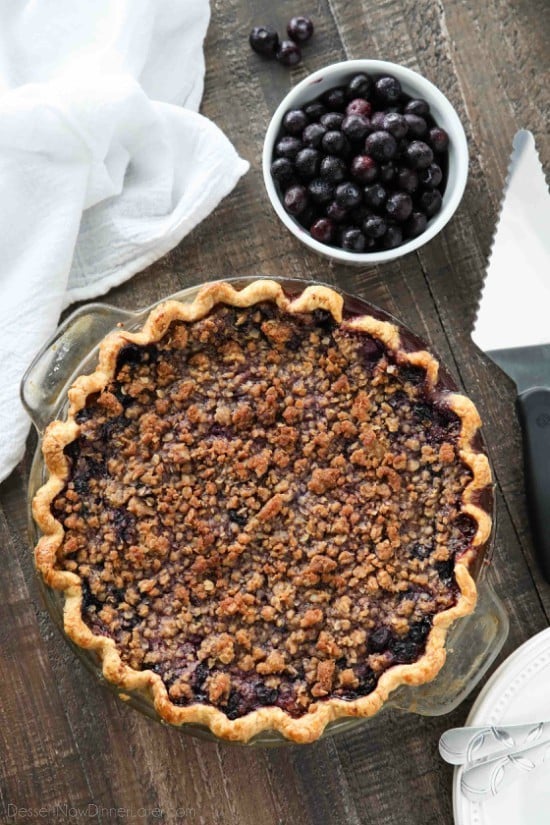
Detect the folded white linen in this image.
<box><xmin>0</xmin><ymin>0</ymin><xmax>249</xmax><ymax>483</ymax></box>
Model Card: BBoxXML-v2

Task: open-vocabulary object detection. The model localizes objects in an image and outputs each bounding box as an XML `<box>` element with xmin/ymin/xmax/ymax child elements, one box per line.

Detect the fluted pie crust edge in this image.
<box><xmin>33</xmin><ymin>280</ymin><xmax>492</xmax><ymax>743</ymax></box>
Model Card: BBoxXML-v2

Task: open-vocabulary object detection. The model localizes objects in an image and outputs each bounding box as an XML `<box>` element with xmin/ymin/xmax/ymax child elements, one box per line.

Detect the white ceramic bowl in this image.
<box><xmin>262</xmin><ymin>59</ymin><xmax>468</xmax><ymax>265</ymax></box>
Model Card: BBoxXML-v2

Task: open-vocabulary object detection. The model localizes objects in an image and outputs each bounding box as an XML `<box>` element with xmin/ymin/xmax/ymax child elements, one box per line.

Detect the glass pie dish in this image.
<box><xmin>23</xmin><ymin>277</ymin><xmax>509</xmax><ymax>745</ymax></box>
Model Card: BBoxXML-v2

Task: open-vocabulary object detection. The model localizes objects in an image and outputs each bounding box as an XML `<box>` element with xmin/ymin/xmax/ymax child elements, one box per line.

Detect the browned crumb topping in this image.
<box><xmin>52</xmin><ymin>302</ymin><xmax>478</xmax><ymax>719</ymax></box>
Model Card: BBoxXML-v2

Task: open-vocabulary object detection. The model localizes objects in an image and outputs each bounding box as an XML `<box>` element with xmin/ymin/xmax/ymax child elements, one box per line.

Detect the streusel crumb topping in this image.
<box><xmin>52</xmin><ymin>303</ymin><xmax>478</xmax><ymax>718</ymax></box>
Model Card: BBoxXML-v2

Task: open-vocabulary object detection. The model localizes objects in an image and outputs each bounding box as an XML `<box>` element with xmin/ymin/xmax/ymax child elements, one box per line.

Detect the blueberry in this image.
<box><xmin>381</xmin><ymin>223</ymin><xmax>403</xmax><ymax>248</ymax></box>
<box><xmin>354</xmin><ymin>664</ymin><xmax>377</xmax><ymax>695</ymax></box>
<box><xmin>225</xmin><ymin>690</ymin><xmax>244</xmax><ymax>720</ymax></box>
<box><xmin>312</xmin><ymin>309</ymin><xmax>336</xmax><ymax>332</ymax></box>
<box><xmin>295</xmin><ymin>147</ymin><xmax>320</xmax><ymax>179</ymax></box>
<box><xmin>322</xmin><ymin>88</ymin><xmax>346</xmax><ymax>112</ymax></box>
<box><xmin>228</xmin><ymin>509</ymin><xmax>247</xmax><ymax>527</ymax></box>
<box><xmin>283</xmin><ymin>108</ymin><xmax>308</xmax><ymax>135</ymax></box>
<box><xmin>321</xmin><ymin>130</ymin><xmax>348</xmax><ymax>155</ymax></box>
<box><xmin>287</xmin><ymin>15</ymin><xmax>314</xmax><ymax>43</ymax></box>
<box><xmin>396</xmin><ymin>166</ymin><xmax>419</xmax><ymax>193</ymax></box>
<box><xmin>412</xmin><ymin>402</ymin><xmax>434</xmax><ymax>423</ymax></box>
<box><xmin>410</xmin><ymin>540</ymin><xmax>431</xmax><ymax>558</ymax></box>
<box><xmin>194</xmin><ymin>662</ymin><xmax>209</xmax><ymax>686</ymax></box>
<box><xmin>302</xmin><ymin>122</ymin><xmax>326</xmax><ymax>147</ymax></box>
<box><xmin>378</xmin><ymin>162</ymin><xmax>396</xmax><ymax>183</ymax></box>
<box><xmin>275</xmin><ymin>136</ymin><xmax>302</xmax><ymax>159</ymax></box>
<box><xmin>369</xmin><ymin>626</ymin><xmax>392</xmax><ymax>652</ymax></box>
<box><xmin>308</xmin><ymin>178</ymin><xmax>334</xmax><ymax>204</ymax></box>
<box><xmin>73</xmin><ymin>477</ymin><xmax>89</xmax><ymax>495</ymax></box>
<box><xmin>405</xmin><ymin>140</ymin><xmax>434</xmax><ymax>169</ymax></box>
<box><xmin>346</xmin><ymin>98</ymin><xmax>372</xmax><ymax>118</ymax></box>
<box><xmin>390</xmin><ymin>638</ymin><xmax>419</xmax><ymax>664</ymax></box>
<box><xmin>453</xmin><ymin>513</ymin><xmax>477</xmax><ymax>540</ymax></box>
<box><xmin>297</xmin><ymin>203</ymin><xmax>318</xmax><ymax>229</ymax></box>
<box><xmin>408</xmin><ymin>619</ymin><xmax>432</xmax><ymax>644</ymax></box>
<box><xmin>364</xmin><ymin>130</ymin><xmax>397</xmax><ymax>161</ymax></box>
<box><xmin>310</xmin><ymin>217</ymin><xmax>334</xmax><ymax>243</ymax></box>
<box><xmin>386</xmin><ymin>192</ymin><xmax>413</xmax><ymax>222</ymax></box>
<box><xmin>346</xmin><ymin>73</ymin><xmax>373</xmax><ymax>100</ymax></box>
<box><xmin>320</xmin><ymin>111</ymin><xmax>344</xmax><ymax>130</ymax></box>
<box><xmin>404</xmin><ymin>98</ymin><xmax>430</xmax><ymax>117</ymax></box>
<box><xmin>363</xmin><ymin>213</ymin><xmax>387</xmax><ymax>238</ymax></box>
<box><xmin>404</xmin><ymin>212</ymin><xmax>428</xmax><ymax>238</ymax></box>
<box><xmin>419</xmin><ymin>163</ymin><xmax>443</xmax><ymax>188</ymax></box>
<box><xmin>335</xmin><ymin>181</ymin><xmax>362</xmax><ymax>208</ymax></box>
<box><xmin>404</xmin><ymin>114</ymin><xmax>428</xmax><ymax>138</ymax></box>
<box><xmin>417</xmin><ymin>188</ymin><xmax>442</xmax><ymax>217</ymax></box>
<box><xmin>349</xmin><ymin>204</ymin><xmax>371</xmax><ymax>225</ymax></box>
<box><xmin>276</xmin><ymin>40</ymin><xmax>302</xmax><ymax>66</ymax></box>
<box><xmin>350</xmin><ymin>154</ymin><xmax>378</xmax><ymax>183</ymax></box>
<box><xmin>249</xmin><ymin>26</ymin><xmax>279</xmax><ymax>57</ymax></box>
<box><xmin>429</xmin><ymin>127</ymin><xmax>449</xmax><ymax>152</ymax></box>
<box><xmin>325</xmin><ymin>200</ymin><xmax>348</xmax><ymax>222</ymax></box>
<box><xmin>383</xmin><ymin>112</ymin><xmax>408</xmax><ymax>139</ymax></box>
<box><xmin>320</xmin><ymin>155</ymin><xmax>347</xmax><ymax>183</ymax></box>
<box><xmin>401</xmin><ymin>366</ymin><xmax>426</xmax><ymax>386</ymax></box>
<box><xmin>363</xmin><ymin>182</ymin><xmax>387</xmax><ymax>209</ymax></box>
<box><xmin>357</xmin><ymin>335</ymin><xmax>383</xmax><ymax>365</ymax></box>
<box><xmin>435</xmin><ymin>559</ymin><xmax>454</xmax><ymax>582</ymax></box>
<box><xmin>370</xmin><ymin>111</ymin><xmax>386</xmax><ymax>130</ymax></box>
<box><xmin>375</xmin><ymin>75</ymin><xmax>402</xmax><ymax>103</ymax></box>
<box><xmin>304</xmin><ymin>101</ymin><xmax>326</xmax><ymax>121</ymax></box>
<box><xmin>395</xmin><ymin>138</ymin><xmax>410</xmax><ymax>159</ymax></box>
<box><xmin>256</xmin><ymin>683</ymin><xmax>278</xmax><ymax>705</ymax></box>
<box><xmin>342</xmin><ymin>115</ymin><xmax>370</xmax><ymax>141</ymax></box>
<box><xmin>340</xmin><ymin>227</ymin><xmax>366</xmax><ymax>252</ymax></box>
<box><xmin>342</xmin><ymin>114</ymin><xmax>371</xmax><ymax>142</ymax></box>
<box><xmin>283</xmin><ymin>185</ymin><xmax>308</xmax><ymax>215</ymax></box>
<box><xmin>271</xmin><ymin>157</ymin><xmax>295</xmax><ymax>185</ymax></box>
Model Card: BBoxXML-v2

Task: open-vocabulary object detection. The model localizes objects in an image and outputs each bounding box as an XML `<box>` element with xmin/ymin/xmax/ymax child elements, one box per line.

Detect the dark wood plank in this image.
<box><xmin>1</xmin><ymin>0</ymin><xmax>549</xmax><ymax>823</ymax></box>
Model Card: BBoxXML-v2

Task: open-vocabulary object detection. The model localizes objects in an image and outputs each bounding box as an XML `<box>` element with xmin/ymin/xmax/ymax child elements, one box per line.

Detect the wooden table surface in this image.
<box><xmin>2</xmin><ymin>1</ymin><xmax>549</xmax><ymax>823</ymax></box>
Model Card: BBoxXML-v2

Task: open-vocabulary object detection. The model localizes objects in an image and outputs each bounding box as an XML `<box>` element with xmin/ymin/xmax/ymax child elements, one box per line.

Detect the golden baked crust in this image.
<box><xmin>33</xmin><ymin>280</ymin><xmax>492</xmax><ymax>743</ymax></box>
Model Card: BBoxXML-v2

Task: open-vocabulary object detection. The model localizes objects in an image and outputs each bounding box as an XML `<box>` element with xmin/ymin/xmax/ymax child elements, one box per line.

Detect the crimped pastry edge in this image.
<box><xmin>33</xmin><ymin>279</ymin><xmax>492</xmax><ymax>744</ymax></box>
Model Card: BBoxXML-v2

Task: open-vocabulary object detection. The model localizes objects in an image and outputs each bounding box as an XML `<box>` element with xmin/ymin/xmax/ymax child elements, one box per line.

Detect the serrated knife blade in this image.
<box><xmin>472</xmin><ymin>130</ymin><xmax>550</xmax><ymax>582</ymax></box>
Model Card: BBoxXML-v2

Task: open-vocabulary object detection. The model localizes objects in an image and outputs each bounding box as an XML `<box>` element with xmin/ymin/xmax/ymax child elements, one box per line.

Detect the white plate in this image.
<box><xmin>453</xmin><ymin>627</ymin><xmax>550</xmax><ymax>825</ymax></box>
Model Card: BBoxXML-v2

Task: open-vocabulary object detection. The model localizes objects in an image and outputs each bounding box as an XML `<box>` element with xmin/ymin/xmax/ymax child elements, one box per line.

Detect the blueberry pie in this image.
<box><xmin>33</xmin><ymin>280</ymin><xmax>492</xmax><ymax>742</ymax></box>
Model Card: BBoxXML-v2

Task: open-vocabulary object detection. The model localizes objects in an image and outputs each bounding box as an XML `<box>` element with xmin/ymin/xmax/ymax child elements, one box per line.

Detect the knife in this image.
<box><xmin>472</xmin><ymin>129</ymin><xmax>550</xmax><ymax>582</ymax></box>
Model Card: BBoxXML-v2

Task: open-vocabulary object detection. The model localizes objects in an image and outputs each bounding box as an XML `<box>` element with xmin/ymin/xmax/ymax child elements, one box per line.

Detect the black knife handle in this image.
<box><xmin>517</xmin><ymin>387</ymin><xmax>550</xmax><ymax>583</ymax></box>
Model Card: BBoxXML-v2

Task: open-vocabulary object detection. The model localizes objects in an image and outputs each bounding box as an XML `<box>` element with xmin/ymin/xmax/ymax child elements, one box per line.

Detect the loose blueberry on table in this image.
<box><xmin>249</xmin><ymin>26</ymin><xmax>279</xmax><ymax>57</ymax></box>
<box><xmin>249</xmin><ymin>16</ymin><xmax>315</xmax><ymax>67</ymax></box>
<box><xmin>276</xmin><ymin>40</ymin><xmax>302</xmax><ymax>67</ymax></box>
<box><xmin>287</xmin><ymin>15</ymin><xmax>314</xmax><ymax>43</ymax></box>
<box><xmin>270</xmin><ymin>72</ymin><xmax>450</xmax><ymax>252</ymax></box>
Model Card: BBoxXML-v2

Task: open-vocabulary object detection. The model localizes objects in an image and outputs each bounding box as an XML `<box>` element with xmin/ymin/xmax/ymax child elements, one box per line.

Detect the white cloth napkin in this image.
<box><xmin>0</xmin><ymin>0</ymin><xmax>249</xmax><ymax>484</ymax></box>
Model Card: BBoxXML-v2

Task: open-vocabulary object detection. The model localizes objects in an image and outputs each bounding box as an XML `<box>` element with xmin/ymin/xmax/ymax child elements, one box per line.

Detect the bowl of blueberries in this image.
<box><xmin>262</xmin><ymin>59</ymin><xmax>468</xmax><ymax>264</ymax></box>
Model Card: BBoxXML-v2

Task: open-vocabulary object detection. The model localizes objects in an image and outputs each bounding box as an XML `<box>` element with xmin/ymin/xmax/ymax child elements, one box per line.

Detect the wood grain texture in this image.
<box><xmin>1</xmin><ymin>1</ymin><xmax>549</xmax><ymax>823</ymax></box>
